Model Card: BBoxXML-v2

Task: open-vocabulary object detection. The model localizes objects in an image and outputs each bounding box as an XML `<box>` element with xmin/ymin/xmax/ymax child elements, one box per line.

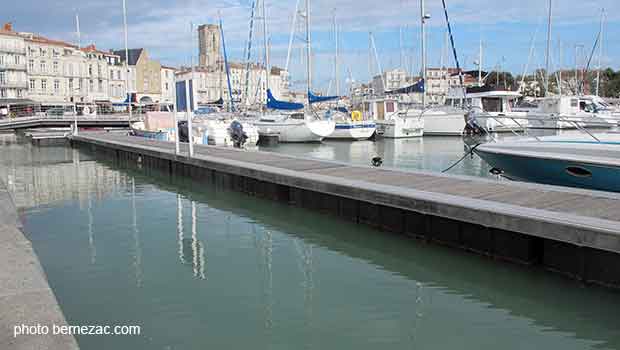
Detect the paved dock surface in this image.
<box><xmin>73</xmin><ymin>132</ymin><xmax>620</xmax><ymax>255</ymax></box>
<box><xmin>0</xmin><ymin>180</ymin><xmax>79</xmax><ymax>349</ymax></box>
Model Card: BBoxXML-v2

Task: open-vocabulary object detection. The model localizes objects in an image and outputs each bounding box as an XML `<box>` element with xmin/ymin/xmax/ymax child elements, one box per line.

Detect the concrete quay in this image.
<box><xmin>72</xmin><ymin>132</ymin><xmax>620</xmax><ymax>289</ymax></box>
<box><xmin>0</xmin><ymin>180</ymin><xmax>79</xmax><ymax>349</ymax></box>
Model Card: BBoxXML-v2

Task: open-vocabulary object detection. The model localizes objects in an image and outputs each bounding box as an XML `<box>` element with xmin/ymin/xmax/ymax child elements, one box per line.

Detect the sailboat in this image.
<box><xmin>373</xmin><ymin>3</ymin><xmax>426</xmax><ymax>138</ymax></box>
<box><xmin>253</xmin><ymin>0</ymin><xmax>335</xmax><ymax>142</ymax></box>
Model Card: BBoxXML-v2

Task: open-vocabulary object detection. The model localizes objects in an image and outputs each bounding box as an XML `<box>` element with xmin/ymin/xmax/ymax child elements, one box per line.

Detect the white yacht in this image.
<box><xmin>439</xmin><ymin>87</ymin><xmax>529</xmax><ymax>135</ymax></box>
<box><xmin>254</xmin><ymin>111</ymin><xmax>336</xmax><ymax>143</ymax></box>
<box><xmin>325</xmin><ymin>110</ymin><xmax>376</xmax><ymax>140</ymax></box>
<box><xmin>527</xmin><ymin>95</ymin><xmax>618</xmax><ymax>129</ymax></box>
<box><xmin>366</xmin><ymin>98</ymin><xmax>424</xmax><ymax>138</ymax></box>
<box><xmin>465</xmin><ymin>88</ymin><xmax>529</xmax><ymax>132</ymax></box>
<box><xmin>195</xmin><ymin>114</ymin><xmax>259</xmax><ymax>147</ymax></box>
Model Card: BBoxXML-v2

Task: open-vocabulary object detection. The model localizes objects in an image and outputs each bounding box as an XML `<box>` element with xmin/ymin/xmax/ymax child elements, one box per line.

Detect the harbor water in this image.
<box><xmin>2</xmin><ymin>134</ymin><xmax>620</xmax><ymax>349</ymax></box>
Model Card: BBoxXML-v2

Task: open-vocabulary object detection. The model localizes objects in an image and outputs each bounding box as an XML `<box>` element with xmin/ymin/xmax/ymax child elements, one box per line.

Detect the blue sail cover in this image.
<box><xmin>386</xmin><ymin>79</ymin><xmax>425</xmax><ymax>94</ymax></box>
<box><xmin>266</xmin><ymin>89</ymin><xmax>304</xmax><ymax>110</ymax></box>
<box><xmin>308</xmin><ymin>91</ymin><xmax>339</xmax><ymax>104</ymax></box>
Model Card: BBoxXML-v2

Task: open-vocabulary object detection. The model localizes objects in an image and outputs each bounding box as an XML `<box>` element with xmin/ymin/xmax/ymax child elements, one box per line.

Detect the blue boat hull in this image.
<box><xmin>475</xmin><ymin>149</ymin><xmax>620</xmax><ymax>192</ymax></box>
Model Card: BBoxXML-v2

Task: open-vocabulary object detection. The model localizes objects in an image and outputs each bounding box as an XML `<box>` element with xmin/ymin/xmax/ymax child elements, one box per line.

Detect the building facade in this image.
<box><xmin>0</xmin><ymin>24</ymin><xmax>28</xmax><ymax>99</ymax></box>
<box><xmin>160</xmin><ymin>66</ymin><xmax>176</xmax><ymax>104</ymax></box>
<box><xmin>113</xmin><ymin>48</ymin><xmax>164</xmax><ymax>104</ymax></box>
<box><xmin>176</xmin><ymin>64</ymin><xmax>289</xmax><ymax>108</ymax></box>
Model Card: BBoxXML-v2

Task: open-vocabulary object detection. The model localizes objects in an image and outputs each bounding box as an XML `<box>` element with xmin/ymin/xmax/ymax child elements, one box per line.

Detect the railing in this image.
<box><xmin>0</xmin><ymin>47</ymin><xmax>26</xmax><ymax>55</ymax></box>
<box><xmin>0</xmin><ymin>80</ymin><xmax>28</xmax><ymax>88</ymax></box>
<box><xmin>0</xmin><ymin>62</ymin><xmax>27</xmax><ymax>71</ymax></box>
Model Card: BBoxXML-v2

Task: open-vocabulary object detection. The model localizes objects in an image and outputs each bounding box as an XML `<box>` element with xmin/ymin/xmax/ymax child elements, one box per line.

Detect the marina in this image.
<box><xmin>2</xmin><ymin>134</ymin><xmax>620</xmax><ymax>349</ymax></box>
<box><xmin>3</xmin><ymin>0</ymin><xmax>620</xmax><ymax>348</ymax></box>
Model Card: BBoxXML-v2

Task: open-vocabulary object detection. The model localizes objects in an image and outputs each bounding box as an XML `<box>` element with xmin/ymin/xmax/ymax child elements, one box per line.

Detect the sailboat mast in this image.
<box><xmin>262</xmin><ymin>0</ymin><xmax>269</xmax><ymax>94</ymax></box>
<box><xmin>544</xmin><ymin>0</ymin><xmax>552</xmax><ymax>96</ymax></box>
<box><xmin>122</xmin><ymin>0</ymin><xmax>132</xmax><ymax>119</ymax></box>
<box><xmin>305</xmin><ymin>0</ymin><xmax>312</xmax><ymax>98</ymax></box>
<box><xmin>596</xmin><ymin>8</ymin><xmax>605</xmax><ymax>96</ymax></box>
<box><xmin>478</xmin><ymin>39</ymin><xmax>483</xmax><ymax>86</ymax></box>
<box><xmin>334</xmin><ymin>10</ymin><xmax>340</xmax><ymax>96</ymax></box>
<box><xmin>558</xmin><ymin>38</ymin><xmax>562</xmax><ymax>96</ymax></box>
<box><xmin>75</xmin><ymin>13</ymin><xmax>81</xmax><ymax>49</ymax></box>
<box><xmin>420</xmin><ymin>0</ymin><xmax>427</xmax><ymax>108</ymax></box>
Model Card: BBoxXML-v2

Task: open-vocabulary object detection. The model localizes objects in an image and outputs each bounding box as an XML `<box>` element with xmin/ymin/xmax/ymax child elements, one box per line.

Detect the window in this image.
<box><xmin>0</xmin><ymin>55</ymin><xmax>4</xmax><ymax>65</ymax></box>
<box><xmin>16</xmin><ymin>89</ymin><xmax>22</xmax><ymax>97</ymax></box>
<box><xmin>89</xmin><ymin>64</ymin><xmax>93</xmax><ymax>76</ymax></box>
<box><xmin>52</xmin><ymin>49</ymin><xmax>59</xmax><ymax>57</ymax></box>
<box><xmin>386</xmin><ymin>102</ymin><xmax>395</xmax><ymax>113</ymax></box>
<box><xmin>68</xmin><ymin>79</ymin><xmax>73</xmax><ymax>92</ymax></box>
<box><xmin>0</xmin><ymin>72</ymin><xmax>6</xmax><ymax>84</ymax></box>
<box><xmin>165</xmin><ymin>82</ymin><xmax>169</xmax><ymax>91</ymax></box>
<box><xmin>41</xmin><ymin>79</ymin><xmax>47</xmax><ymax>91</ymax></box>
<box><xmin>27</xmin><ymin>59</ymin><xmax>33</xmax><ymax>71</ymax></box>
<box><xmin>53</xmin><ymin>79</ymin><xmax>60</xmax><ymax>93</ymax></box>
<box><xmin>117</xmin><ymin>70</ymin><xmax>121</xmax><ymax>80</ymax></box>
<box><xmin>97</xmin><ymin>65</ymin><xmax>101</xmax><ymax>76</ymax></box>
<box><xmin>29</xmin><ymin>79</ymin><xmax>35</xmax><ymax>90</ymax></box>
<box><xmin>98</xmin><ymin>80</ymin><xmax>103</xmax><ymax>92</ymax></box>
<box><xmin>53</xmin><ymin>61</ymin><xmax>59</xmax><ymax>73</ymax></box>
<box><xmin>78</xmin><ymin>79</ymin><xmax>83</xmax><ymax>91</ymax></box>
<box><xmin>40</xmin><ymin>60</ymin><xmax>46</xmax><ymax>72</ymax></box>
<box><xmin>89</xmin><ymin>79</ymin><xmax>94</xmax><ymax>91</ymax></box>
<box><xmin>0</xmin><ymin>89</ymin><xmax>6</xmax><ymax>98</ymax></box>
<box><xmin>482</xmin><ymin>98</ymin><xmax>502</xmax><ymax>113</ymax></box>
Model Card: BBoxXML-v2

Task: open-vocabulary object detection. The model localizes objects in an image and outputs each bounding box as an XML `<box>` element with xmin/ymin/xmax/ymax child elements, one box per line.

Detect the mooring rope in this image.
<box><xmin>442</xmin><ymin>143</ymin><xmax>481</xmax><ymax>173</ymax></box>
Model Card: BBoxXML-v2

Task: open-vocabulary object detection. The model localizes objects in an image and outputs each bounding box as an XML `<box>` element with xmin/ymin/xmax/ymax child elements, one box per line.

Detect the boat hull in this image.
<box><xmin>130</xmin><ymin>122</ymin><xmax>173</xmax><ymax>142</ymax></box>
<box><xmin>475</xmin><ymin>146</ymin><xmax>620</xmax><ymax>192</ymax></box>
<box><xmin>256</xmin><ymin>119</ymin><xmax>335</xmax><ymax>142</ymax></box>
<box><xmin>376</xmin><ymin>118</ymin><xmax>423</xmax><ymax>138</ymax></box>
<box><xmin>422</xmin><ymin>113</ymin><xmax>465</xmax><ymax>136</ymax></box>
<box><xmin>326</xmin><ymin>122</ymin><xmax>376</xmax><ymax>140</ymax></box>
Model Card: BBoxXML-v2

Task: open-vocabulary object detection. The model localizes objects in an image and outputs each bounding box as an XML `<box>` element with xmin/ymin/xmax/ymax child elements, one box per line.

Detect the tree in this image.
<box><xmin>485</xmin><ymin>71</ymin><xmax>516</xmax><ymax>91</ymax></box>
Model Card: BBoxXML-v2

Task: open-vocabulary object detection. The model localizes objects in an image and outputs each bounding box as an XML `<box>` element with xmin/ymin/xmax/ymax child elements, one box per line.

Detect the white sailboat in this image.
<box><xmin>253</xmin><ymin>0</ymin><xmax>335</xmax><ymax>143</ymax></box>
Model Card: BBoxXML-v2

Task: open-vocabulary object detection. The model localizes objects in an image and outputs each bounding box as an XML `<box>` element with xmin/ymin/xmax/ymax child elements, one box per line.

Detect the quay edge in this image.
<box><xmin>0</xmin><ymin>179</ymin><xmax>79</xmax><ymax>349</ymax></box>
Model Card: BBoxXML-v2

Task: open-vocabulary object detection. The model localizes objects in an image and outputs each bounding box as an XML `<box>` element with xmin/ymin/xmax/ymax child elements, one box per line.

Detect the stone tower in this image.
<box><xmin>197</xmin><ymin>24</ymin><xmax>220</xmax><ymax>69</ymax></box>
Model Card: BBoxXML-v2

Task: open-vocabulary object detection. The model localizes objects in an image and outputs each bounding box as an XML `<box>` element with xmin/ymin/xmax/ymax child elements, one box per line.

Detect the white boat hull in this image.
<box><xmin>327</xmin><ymin>122</ymin><xmax>376</xmax><ymax>140</ymax></box>
<box><xmin>376</xmin><ymin>117</ymin><xmax>423</xmax><ymax>138</ymax></box>
<box><xmin>255</xmin><ymin>118</ymin><xmax>335</xmax><ymax>143</ymax></box>
<box><xmin>422</xmin><ymin>112</ymin><xmax>465</xmax><ymax>136</ymax></box>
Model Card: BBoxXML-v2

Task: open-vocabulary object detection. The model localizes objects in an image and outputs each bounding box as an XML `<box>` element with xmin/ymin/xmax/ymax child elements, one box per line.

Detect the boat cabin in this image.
<box><xmin>360</xmin><ymin>98</ymin><xmax>401</xmax><ymax>120</ymax></box>
<box><xmin>537</xmin><ymin>96</ymin><xmax>603</xmax><ymax>116</ymax></box>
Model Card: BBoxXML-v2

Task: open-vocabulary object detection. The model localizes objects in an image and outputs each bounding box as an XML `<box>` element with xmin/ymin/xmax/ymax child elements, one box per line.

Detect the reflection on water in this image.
<box><xmin>2</xmin><ymin>134</ymin><xmax>620</xmax><ymax>349</ymax></box>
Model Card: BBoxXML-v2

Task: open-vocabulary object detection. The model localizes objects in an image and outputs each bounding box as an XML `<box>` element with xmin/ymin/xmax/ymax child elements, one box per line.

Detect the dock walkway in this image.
<box><xmin>72</xmin><ymin>132</ymin><xmax>620</xmax><ymax>288</ymax></box>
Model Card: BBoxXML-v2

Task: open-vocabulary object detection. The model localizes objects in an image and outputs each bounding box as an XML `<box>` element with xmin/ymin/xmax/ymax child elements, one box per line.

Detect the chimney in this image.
<box><xmin>3</xmin><ymin>22</ymin><xmax>13</xmax><ymax>32</ymax></box>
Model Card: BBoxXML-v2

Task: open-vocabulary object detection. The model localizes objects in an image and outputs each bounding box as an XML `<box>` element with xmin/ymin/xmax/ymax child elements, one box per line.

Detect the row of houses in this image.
<box><xmin>0</xmin><ymin>22</ymin><xmax>175</xmax><ymax>111</ymax></box>
<box><xmin>0</xmin><ymin>22</ymin><xmax>291</xmax><ymax>113</ymax></box>
<box><xmin>365</xmin><ymin>67</ymin><xmax>478</xmax><ymax>104</ymax></box>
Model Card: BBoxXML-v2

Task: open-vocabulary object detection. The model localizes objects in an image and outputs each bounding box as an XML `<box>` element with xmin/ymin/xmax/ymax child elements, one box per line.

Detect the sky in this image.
<box><xmin>3</xmin><ymin>0</ymin><xmax>619</xmax><ymax>92</ymax></box>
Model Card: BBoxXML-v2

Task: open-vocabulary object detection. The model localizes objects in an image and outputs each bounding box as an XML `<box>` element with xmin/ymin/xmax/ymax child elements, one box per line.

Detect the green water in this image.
<box><xmin>2</xmin><ymin>135</ymin><xmax>620</xmax><ymax>349</ymax></box>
